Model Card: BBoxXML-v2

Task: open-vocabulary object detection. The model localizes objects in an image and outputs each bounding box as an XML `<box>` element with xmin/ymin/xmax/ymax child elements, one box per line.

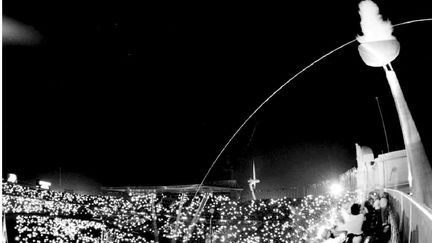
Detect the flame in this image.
<box><xmin>357</xmin><ymin>0</ymin><xmax>395</xmax><ymax>43</ymax></box>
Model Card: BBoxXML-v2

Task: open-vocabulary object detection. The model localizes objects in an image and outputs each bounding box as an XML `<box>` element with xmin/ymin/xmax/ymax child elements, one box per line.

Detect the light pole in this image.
<box><xmin>248</xmin><ymin>161</ymin><xmax>260</xmax><ymax>200</ymax></box>
<box><xmin>209</xmin><ymin>208</ymin><xmax>215</xmax><ymax>243</ymax></box>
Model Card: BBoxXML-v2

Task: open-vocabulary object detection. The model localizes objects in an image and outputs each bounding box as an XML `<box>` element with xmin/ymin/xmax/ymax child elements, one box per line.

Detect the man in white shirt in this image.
<box><xmin>335</xmin><ymin>203</ymin><xmax>365</xmax><ymax>243</ymax></box>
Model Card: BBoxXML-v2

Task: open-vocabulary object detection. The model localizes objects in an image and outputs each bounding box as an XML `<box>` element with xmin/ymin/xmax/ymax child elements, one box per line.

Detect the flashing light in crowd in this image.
<box><xmin>7</xmin><ymin>173</ymin><xmax>17</xmax><ymax>183</ymax></box>
<box><xmin>2</xmin><ymin>181</ymin><xmax>359</xmax><ymax>242</ymax></box>
<box><xmin>37</xmin><ymin>180</ymin><xmax>52</xmax><ymax>190</ymax></box>
<box><xmin>329</xmin><ymin>183</ymin><xmax>344</xmax><ymax>196</ymax></box>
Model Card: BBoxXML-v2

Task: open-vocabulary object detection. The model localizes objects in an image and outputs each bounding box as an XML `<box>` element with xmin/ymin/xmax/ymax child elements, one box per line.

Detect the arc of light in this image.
<box><xmin>192</xmin><ymin>18</ymin><xmax>432</xmax><ymax>199</ymax></box>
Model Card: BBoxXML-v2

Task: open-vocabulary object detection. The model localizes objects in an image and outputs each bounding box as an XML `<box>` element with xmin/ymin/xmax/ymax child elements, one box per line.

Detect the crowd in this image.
<box><xmin>308</xmin><ymin>191</ymin><xmax>391</xmax><ymax>243</ymax></box>
<box><xmin>14</xmin><ymin>215</ymin><xmax>106</xmax><ymax>242</ymax></box>
<box><xmin>2</xmin><ymin>181</ymin><xmax>389</xmax><ymax>243</ymax></box>
<box><xmin>3</xmin><ymin>183</ymin><xmax>162</xmax><ymax>242</ymax></box>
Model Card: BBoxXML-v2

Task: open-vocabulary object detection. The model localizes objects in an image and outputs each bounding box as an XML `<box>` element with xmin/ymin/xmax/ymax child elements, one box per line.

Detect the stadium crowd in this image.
<box><xmin>2</xmin><ymin>181</ymin><xmax>391</xmax><ymax>243</ymax></box>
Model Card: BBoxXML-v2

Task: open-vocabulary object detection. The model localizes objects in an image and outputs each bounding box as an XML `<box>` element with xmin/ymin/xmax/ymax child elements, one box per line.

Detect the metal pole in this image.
<box><xmin>210</xmin><ymin>215</ymin><xmax>213</xmax><ymax>243</ymax></box>
<box><xmin>171</xmin><ymin>194</ymin><xmax>185</xmax><ymax>243</ymax></box>
<box><xmin>185</xmin><ymin>194</ymin><xmax>210</xmax><ymax>242</ymax></box>
<box><xmin>59</xmin><ymin>167</ymin><xmax>62</xmax><ymax>189</ymax></box>
<box><xmin>151</xmin><ymin>194</ymin><xmax>160</xmax><ymax>243</ymax></box>
<box><xmin>375</xmin><ymin>97</ymin><xmax>390</xmax><ymax>153</ymax></box>
<box><xmin>3</xmin><ymin>213</ymin><xmax>8</xmax><ymax>243</ymax></box>
<box><xmin>209</xmin><ymin>208</ymin><xmax>215</xmax><ymax>243</ymax></box>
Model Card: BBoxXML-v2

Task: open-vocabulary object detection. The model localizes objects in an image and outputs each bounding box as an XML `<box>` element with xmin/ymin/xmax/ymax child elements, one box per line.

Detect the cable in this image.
<box><xmin>192</xmin><ymin>18</ymin><xmax>432</xmax><ymax>200</ymax></box>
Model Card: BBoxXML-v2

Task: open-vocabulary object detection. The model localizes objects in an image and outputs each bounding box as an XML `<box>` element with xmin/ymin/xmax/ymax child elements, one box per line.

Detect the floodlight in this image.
<box><xmin>329</xmin><ymin>183</ymin><xmax>343</xmax><ymax>196</ymax></box>
<box><xmin>7</xmin><ymin>173</ymin><xmax>17</xmax><ymax>183</ymax></box>
<box><xmin>38</xmin><ymin>180</ymin><xmax>52</xmax><ymax>190</ymax></box>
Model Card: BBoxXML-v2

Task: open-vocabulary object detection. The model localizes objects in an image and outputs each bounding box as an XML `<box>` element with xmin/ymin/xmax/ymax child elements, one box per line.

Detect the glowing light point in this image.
<box><xmin>329</xmin><ymin>183</ymin><xmax>343</xmax><ymax>196</ymax></box>
<box><xmin>38</xmin><ymin>180</ymin><xmax>52</xmax><ymax>190</ymax></box>
<box><xmin>7</xmin><ymin>173</ymin><xmax>18</xmax><ymax>183</ymax></box>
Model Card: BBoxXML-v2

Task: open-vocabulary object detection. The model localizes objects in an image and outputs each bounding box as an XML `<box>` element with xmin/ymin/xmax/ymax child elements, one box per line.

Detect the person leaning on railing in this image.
<box><xmin>375</xmin><ymin>192</ymin><xmax>391</xmax><ymax>242</ymax></box>
<box><xmin>379</xmin><ymin>192</ymin><xmax>389</xmax><ymax>225</ymax></box>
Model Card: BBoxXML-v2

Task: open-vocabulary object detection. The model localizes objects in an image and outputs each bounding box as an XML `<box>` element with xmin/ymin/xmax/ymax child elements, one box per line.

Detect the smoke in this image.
<box><xmin>3</xmin><ymin>16</ymin><xmax>42</xmax><ymax>45</ymax></box>
<box><xmin>357</xmin><ymin>0</ymin><xmax>395</xmax><ymax>43</ymax></box>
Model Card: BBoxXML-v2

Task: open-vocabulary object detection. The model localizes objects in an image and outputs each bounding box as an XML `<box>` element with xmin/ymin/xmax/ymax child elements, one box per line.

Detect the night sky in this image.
<box><xmin>3</xmin><ymin>1</ymin><xmax>432</xmax><ymax>193</ymax></box>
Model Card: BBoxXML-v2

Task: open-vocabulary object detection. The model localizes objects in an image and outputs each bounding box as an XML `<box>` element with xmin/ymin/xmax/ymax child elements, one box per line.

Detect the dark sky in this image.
<box><xmin>3</xmin><ymin>1</ymin><xmax>432</xmax><ymax>192</ymax></box>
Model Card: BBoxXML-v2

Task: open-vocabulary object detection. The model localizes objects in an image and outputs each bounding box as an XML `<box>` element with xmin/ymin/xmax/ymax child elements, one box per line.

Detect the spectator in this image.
<box><xmin>379</xmin><ymin>192</ymin><xmax>389</xmax><ymax>225</ymax></box>
<box><xmin>372</xmin><ymin>193</ymin><xmax>381</xmax><ymax>211</ymax></box>
<box><xmin>374</xmin><ymin>192</ymin><xmax>391</xmax><ymax>243</ymax></box>
<box><xmin>310</xmin><ymin>226</ymin><xmax>345</xmax><ymax>243</ymax></box>
<box><xmin>361</xmin><ymin>200</ymin><xmax>375</xmax><ymax>237</ymax></box>
<box><xmin>370</xmin><ymin>193</ymin><xmax>383</xmax><ymax>230</ymax></box>
<box><xmin>334</xmin><ymin>203</ymin><xmax>365</xmax><ymax>243</ymax></box>
<box><xmin>313</xmin><ymin>227</ymin><xmax>331</xmax><ymax>242</ymax></box>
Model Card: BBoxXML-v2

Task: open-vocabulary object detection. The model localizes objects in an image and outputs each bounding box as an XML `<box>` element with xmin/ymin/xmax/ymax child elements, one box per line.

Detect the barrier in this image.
<box><xmin>384</xmin><ymin>188</ymin><xmax>432</xmax><ymax>243</ymax></box>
